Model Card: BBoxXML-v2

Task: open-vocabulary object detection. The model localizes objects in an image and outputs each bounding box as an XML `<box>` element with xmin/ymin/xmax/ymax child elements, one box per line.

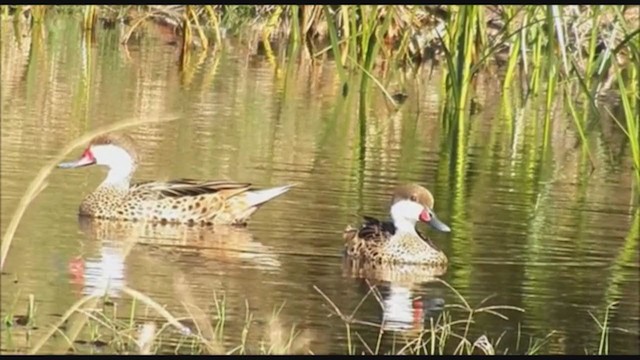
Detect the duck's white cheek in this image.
<box><xmin>391</xmin><ymin>200</ymin><xmax>422</xmax><ymax>220</ymax></box>
<box><xmin>91</xmin><ymin>145</ymin><xmax>131</xmax><ymax>167</ymax></box>
<box><xmin>96</xmin><ymin>152</ymin><xmax>116</xmax><ymax>166</ymax></box>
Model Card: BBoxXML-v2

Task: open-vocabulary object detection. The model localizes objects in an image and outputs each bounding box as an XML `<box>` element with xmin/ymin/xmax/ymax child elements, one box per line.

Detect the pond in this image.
<box><xmin>1</xmin><ymin>16</ymin><xmax>638</xmax><ymax>355</ymax></box>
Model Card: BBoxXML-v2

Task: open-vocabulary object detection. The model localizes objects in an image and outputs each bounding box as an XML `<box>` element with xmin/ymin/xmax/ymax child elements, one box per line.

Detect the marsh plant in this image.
<box><xmin>2</xmin><ymin>5</ymin><xmax>637</xmax><ymax>187</ymax></box>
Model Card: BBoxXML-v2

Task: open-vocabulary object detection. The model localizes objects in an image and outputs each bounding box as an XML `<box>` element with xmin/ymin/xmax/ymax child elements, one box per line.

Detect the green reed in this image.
<box><xmin>588</xmin><ymin>301</ymin><xmax>618</xmax><ymax>355</ymax></box>
<box><xmin>202</xmin><ymin>6</ymin><xmax>221</xmax><ymax>47</ymax></box>
<box><xmin>502</xmin><ymin>18</ymin><xmax>522</xmax><ymax>94</ymax></box>
<box><xmin>614</xmin><ymin>14</ymin><xmax>639</xmax><ymax>188</ymax></box>
<box><xmin>323</xmin><ymin>5</ymin><xmax>347</xmax><ymax>87</ymax></box>
<box><xmin>441</xmin><ymin>5</ymin><xmax>482</xmax><ymax>116</ymax></box>
<box><xmin>186</xmin><ymin>5</ymin><xmax>208</xmax><ymax>51</ymax></box>
<box><xmin>613</xmin><ymin>62</ymin><xmax>640</xmax><ymax>188</ymax></box>
<box><xmin>12</xmin><ymin>6</ymin><xmax>636</xmax><ymax>104</ymax></box>
<box><xmin>602</xmin><ymin>208</ymin><xmax>639</xmax><ymax>321</ymax></box>
<box><xmin>29</xmin><ymin>5</ymin><xmax>47</xmax><ymax>25</ymax></box>
<box><xmin>81</xmin><ymin>5</ymin><xmax>97</xmax><ymax>32</ymax></box>
<box><xmin>1</xmin><ymin>291</ymin><xmax>37</xmax><ymax>330</ymax></box>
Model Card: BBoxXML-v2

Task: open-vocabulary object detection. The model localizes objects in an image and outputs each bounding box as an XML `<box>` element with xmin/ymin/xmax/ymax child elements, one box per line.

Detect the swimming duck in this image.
<box><xmin>57</xmin><ymin>133</ymin><xmax>294</xmax><ymax>226</ymax></box>
<box><xmin>343</xmin><ymin>183</ymin><xmax>451</xmax><ymax>265</ymax></box>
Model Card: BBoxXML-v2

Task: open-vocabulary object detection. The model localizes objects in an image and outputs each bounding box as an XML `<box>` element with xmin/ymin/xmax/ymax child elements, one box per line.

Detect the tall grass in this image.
<box><xmin>587</xmin><ymin>301</ymin><xmax>619</xmax><ymax>355</ymax></box>
<box><xmin>81</xmin><ymin>5</ymin><xmax>97</xmax><ymax>32</ymax></box>
<box><xmin>610</xmin><ymin>38</ymin><xmax>639</xmax><ymax>189</ymax></box>
<box><xmin>7</xmin><ymin>6</ymin><xmax>636</xmax><ymax>99</ymax></box>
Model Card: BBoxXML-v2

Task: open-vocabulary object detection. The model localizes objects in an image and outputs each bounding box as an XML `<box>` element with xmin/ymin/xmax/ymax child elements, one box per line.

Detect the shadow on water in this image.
<box><xmin>1</xmin><ymin>15</ymin><xmax>638</xmax><ymax>355</ymax></box>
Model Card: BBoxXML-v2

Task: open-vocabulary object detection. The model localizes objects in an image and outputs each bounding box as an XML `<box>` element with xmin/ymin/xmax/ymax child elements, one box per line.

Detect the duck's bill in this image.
<box><xmin>428</xmin><ymin>214</ymin><xmax>451</xmax><ymax>232</ymax></box>
<box><xmin>57</xmin><ymin>155</ymin><xmax>95</xmax><ymax>169</ymax></box>
<box><xmin>419</xmin><ymin>208</ymin><xmax>451</xmax><ymax>232</ymax></box>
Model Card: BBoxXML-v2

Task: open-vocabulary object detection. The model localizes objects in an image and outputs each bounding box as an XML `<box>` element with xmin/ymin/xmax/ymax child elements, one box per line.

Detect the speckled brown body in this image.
<box><xmin>78</xmin><ymin>180</ymin><xmax>259</xmax><ymax>226</ymax></box>
<box><xmin>343</xmin><ymin>216</ymin><xmax>448</xmax><ymax>266</ymax></box>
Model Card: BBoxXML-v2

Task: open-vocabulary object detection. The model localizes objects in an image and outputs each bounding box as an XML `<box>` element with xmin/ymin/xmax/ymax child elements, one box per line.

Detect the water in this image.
<box><xmin>1</xmin><ymin>17</ymin><xmax>638</xmax><ymax>355</ymax></box>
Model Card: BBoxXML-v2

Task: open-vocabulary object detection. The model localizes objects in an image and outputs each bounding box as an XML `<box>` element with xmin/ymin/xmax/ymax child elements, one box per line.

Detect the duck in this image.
<box><xmin>343</xmin><ymin>183</ymin><xmax>451</xmax><ymax>266</ymax></box>
<box><xmin>57</xmin><ymin>133</ymin><xmax>294</xmax><ymax>226</ymax></box>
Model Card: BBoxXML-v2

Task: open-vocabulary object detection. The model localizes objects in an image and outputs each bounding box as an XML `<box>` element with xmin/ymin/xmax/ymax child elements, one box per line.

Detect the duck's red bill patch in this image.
<box><xmin>419</xmin><ymin>209</ymin><xmax>431</xmax><ymax>222</ymax></box>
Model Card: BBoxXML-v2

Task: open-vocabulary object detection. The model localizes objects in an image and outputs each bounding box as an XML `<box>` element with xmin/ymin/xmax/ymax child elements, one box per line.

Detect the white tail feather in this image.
<box><xmin>244</xmin><ymin>184</ymin><xmax>295</xmax><ymax>209</ymax></box>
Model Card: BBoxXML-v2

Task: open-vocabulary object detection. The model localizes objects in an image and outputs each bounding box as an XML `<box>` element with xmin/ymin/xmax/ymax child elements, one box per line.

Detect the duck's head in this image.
<box><xmin>58</xmin><ymin>133</ymin><xmax>139</xmax><ymax>185</ymax></box>
<box><xmin>389</xmin><ymin>183</ymin><xmax>451</xmax><ymax>233</ymax></box>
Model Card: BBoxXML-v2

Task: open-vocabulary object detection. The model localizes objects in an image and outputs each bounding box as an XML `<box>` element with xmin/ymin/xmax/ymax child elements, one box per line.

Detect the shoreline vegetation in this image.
<box><xmin>1</xmin><ymin>5</ymin><xmax>638</xmax><ymax>355</ymax></box>
<box><xmin>1</xmin><ymin>277</ymin><xmax>623</xmax><ymax>355</ymax></box>
<box><xmin>2</xmin><ymin>5</ymin><xmax>638</xmax><ymax>186</ymax></box>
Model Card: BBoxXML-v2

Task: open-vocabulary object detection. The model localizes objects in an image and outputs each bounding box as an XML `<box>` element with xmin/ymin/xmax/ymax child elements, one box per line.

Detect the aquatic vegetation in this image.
<box><xmin>3</xmin><ymin>5</ymin><xmax>636</xmax><ymax>140</ymax></box>
<box><xmin>2</xmin><ymin>292</ymin><xmax>37</xmax><ymax>329</ymax></box>
<box><xmin>3</xmin><ymin>4</ymin><xmax>629</xmax><ymax>186</ymax></box>
<box><xmin>0</xmin><ymin>279</ymin><xmax>626</xmax><ymax>355</ymax></box>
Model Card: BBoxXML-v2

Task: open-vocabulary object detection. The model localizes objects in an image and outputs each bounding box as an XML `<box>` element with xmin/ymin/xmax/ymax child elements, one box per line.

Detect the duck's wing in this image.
<box><xmin>343</xmin><ymin>215</ymin><xmax>396</xmax><ymax>242</ymax></box>
<box><xmin>360</xmin><ymin>216</ymin><xmax>396</xmax><ymax>241</ymax></box>
<box><xmin>131</xmin><ymin>179</ymin><xmax>252</xmax><ymax>200</ymax></box>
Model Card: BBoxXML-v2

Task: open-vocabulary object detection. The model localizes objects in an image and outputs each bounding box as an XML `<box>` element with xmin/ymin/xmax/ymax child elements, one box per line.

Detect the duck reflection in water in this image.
<box><xmin>68</xmin><ymin>216</ymin><xmax>281</xmax><ymax>298</ymax></box>
<box><xmin>343</xmin><ymin>260</ymin><xmax>448</xmax><ymax>333</ymax></box>
<box><xmin>379</xmin><ymin>283</ymin><xmax>446</xmax><ymax>332</ymax></box>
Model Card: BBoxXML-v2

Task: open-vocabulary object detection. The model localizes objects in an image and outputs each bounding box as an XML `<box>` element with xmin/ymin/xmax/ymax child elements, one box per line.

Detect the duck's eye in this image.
<box><xmin>410</xmin><ymin>195</ymin><xmax>417</xmax><ymax>202</ymax></box>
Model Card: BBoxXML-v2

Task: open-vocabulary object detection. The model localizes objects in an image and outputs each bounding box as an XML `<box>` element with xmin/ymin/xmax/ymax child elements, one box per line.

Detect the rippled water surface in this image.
<box><xmin>1</xmin><ymin>18</ymin><xmax>638</xmax><ymax>355</ymax></box>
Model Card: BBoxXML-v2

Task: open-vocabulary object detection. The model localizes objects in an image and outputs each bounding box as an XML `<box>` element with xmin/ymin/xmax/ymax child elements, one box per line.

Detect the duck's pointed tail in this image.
<box><xmin>245</xmin><ymin>183</ymin><xmax>296</xmax><ymax>209</ymax></box>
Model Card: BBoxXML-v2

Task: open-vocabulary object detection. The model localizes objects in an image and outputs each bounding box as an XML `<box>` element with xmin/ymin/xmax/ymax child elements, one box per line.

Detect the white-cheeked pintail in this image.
<box><xmin>57</xmin><ymin>133</ymin><xmax>294</xmax><ymax>226</ymax></box>
<box><xmin>343</xmin><ymin>183</ymin><xmax>451</xmax><ymax>266</ymax></box>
